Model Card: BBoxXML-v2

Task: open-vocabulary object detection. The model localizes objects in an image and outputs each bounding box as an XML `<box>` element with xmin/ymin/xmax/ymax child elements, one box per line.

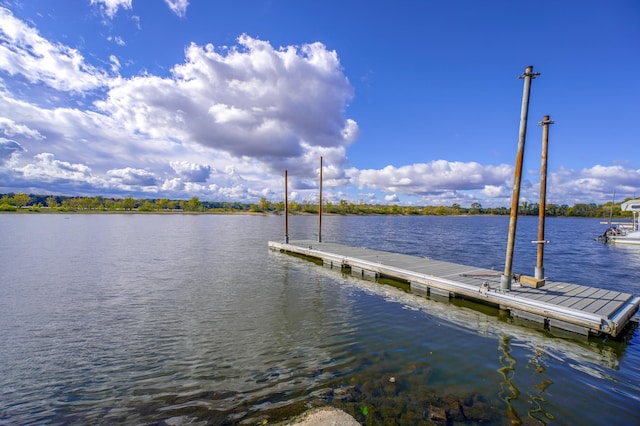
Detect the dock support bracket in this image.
<box><xmin>352</xmin><ymin>266</ymin><xmax>378</xmax><ymax>281</ymax></box>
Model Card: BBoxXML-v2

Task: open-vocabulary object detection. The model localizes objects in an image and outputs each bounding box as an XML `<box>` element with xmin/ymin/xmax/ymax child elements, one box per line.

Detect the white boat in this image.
<box><xmin>597</xmin><ymin>199</ymin><xmax>640</xmax><ymax>245</ymax></box>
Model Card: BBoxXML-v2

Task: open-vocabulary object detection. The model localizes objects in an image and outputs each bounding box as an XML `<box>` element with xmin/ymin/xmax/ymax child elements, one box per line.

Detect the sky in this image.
<box><xmin>0</xmin><ymin>0</ymin><xmax>638</xmax><ymax>207</ymax></box>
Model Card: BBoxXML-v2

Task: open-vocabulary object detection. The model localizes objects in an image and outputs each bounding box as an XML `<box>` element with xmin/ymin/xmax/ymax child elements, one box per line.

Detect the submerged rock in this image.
<box><xmin>279</xmin><ymin>407</ymin><xmax>359</xmax><ymax>426</ymax></box>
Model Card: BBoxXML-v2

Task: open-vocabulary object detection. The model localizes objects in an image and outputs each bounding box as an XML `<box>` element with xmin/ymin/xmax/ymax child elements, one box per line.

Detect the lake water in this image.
<box><xmin>1</xmin><ymin>214</ymin><xmax>638</xmax><ymax>425</ymax></box>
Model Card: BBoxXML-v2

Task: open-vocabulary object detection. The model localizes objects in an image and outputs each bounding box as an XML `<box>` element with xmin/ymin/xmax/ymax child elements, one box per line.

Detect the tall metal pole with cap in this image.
<box><xmin>284</xmin><ymin>169</ymin><xmax>289</xmax><ymax>244</ymax></box>
<box><xmin>318</xmin><ymin>156</ymin><xmax>323</xmax><ymax>243</ymax></box>
<box><xmin>535</xmin><ymin>116</ymin><xmax>554</xmax><ymax>280</ymax></box>
<box><xmin>501</xmin><ymin>65</ymin><xmax>540</xmax><ymax>291</ymax></box>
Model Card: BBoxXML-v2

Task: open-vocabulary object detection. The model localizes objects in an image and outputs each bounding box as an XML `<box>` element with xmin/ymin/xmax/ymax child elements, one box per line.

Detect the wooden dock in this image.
<box><xmin>268</xmin><ymin>240</ymin><xmax>640</xmax><ymax>338</ymax></box>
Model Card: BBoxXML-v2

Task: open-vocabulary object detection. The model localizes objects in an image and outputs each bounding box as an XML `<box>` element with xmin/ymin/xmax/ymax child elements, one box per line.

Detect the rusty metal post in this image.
<box><xmin>318</xmin><ymin>156</ymin><xmax>323</xmax><ymax>243</ymax></box>
<box><xmin>284</xmin><ymin>170</ymin><xmax>289</xmax><ymax>244</ymax></box>
<box><xmin>535</xmin><ymin>116</ymin><xmax>553</xmax><ymax>279</ymax></box>
<box><xmin>502</xmin><ymin>66</ymin><xmax>540</xmax><ymax>291</ymax></box>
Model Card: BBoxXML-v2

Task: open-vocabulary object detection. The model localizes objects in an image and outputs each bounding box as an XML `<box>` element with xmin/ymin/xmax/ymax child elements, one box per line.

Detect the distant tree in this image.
<box><xmin>46</xmin><ymin>196</ymin><xmax>59</xmax><ymax>208</ymax></box>
<box><xmin>335</xmin><ymin>199</ymin><xmax>347</xmax><ymax>215</ymax></box>
<box><xmin>469</xmin><ymin>202</ymin><xmax>482</xmax><ymax>215</ymax></box>
<box><xmin>122</xmin><ymin>196</ymin><xmax>136</xmax><ymax>211</ymax></box>
<box><xmin>288</xmin><ymin>201</ymin><xmax>300</xmax><ymax>212</ymax></box>
<box><xmin>68</xmin><ymin>198</ymin><xmax>83</xmax><ymax>210</ymax></box>
<box><xmin>89</xmin><ymin>197</ymin><xmax>104</xmax><ymax>210</ymax></box>
<box><xmin>257</xmin><ymin>197</ymin><xmax>271</xmax><ymax>212</ymax></box>
<box><xmin>307</xmin><ymin>203</ymin><xmax>321</xmax><ymax>214</ymax></box>
<box><xmin>434</xmin><ymin>205</ymin><xmax>451</xmax><ymax>215</ymax></box>
<box><xmin>102</xmin><ymin>198</ymin><xmax>115</xmax><ymax>210</ymax></box>
<box><xmin>13</xmin><ymin>193</ymin><xmax>30</xmax><ymax>208</ymax></box>
<box><xmin>79</xmin><ymin>197</ymin><xmax>93</xmax><ymax>210</ymax></box>
<box><xmin>184</xmin><ymin>196</ymin><xmax>202</xmax><ymax>211</ymax></box>
<box><xmin>558</xmin><ymin>204</ymin><xmax>569</xmax><ymax>216</ymax></box>
<box><xmin>567</xmin><ymin>203</ymin><xmax>598</xmax><ymax>217</ymax></box>
<box><xmin>138</xmin><ymin>201</ymin><xmax>155</xmax><ymax>211</ymax></box>
<box><xmin>0</xmin><ymin>203</ymin><xmax>16</xmax><ymax>211</ymax></box>
<box><xmin>156</xmin><ymin>198</ymin><xmax>170</xmax><ymax>210</ymax></box>
<box><xmin>60</xmin><ymin>199</ymin><xmax>73</xmax><ymax>210</ymax></box>
<box><xmin>0</xmin><ymin>194</ymin><xmax>14</xmax><ymax>206</ymax></box>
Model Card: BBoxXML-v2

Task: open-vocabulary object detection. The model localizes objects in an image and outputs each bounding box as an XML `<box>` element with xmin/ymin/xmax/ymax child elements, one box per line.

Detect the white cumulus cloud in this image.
<box><xmin>90</xmin><ymin>0</ymin><xmax>132</xmax><ymax>18</ymax></box>
<box><xmin>95</xmin><ymin>35</ymin><xmax>358</xmax><ymax>178</ymax></box>
<box><xmin>165</xmin><ymin>0</ymin><xmax>189</xmax><ymax>17</ymax></box>
<box><xmin>351</xmin><ymin>161</ymin><xmax>513</xmax><ymax>196</ymax></box>
<box><xmin>0</xmin><ymin>139</ymin><xmax>25</xmax><ymax>163</ymax></box>
<box><xmin>19</xmin><ymin>153</ymin><xmax>96</xmax><ymax>183</ymax></box>
<box><xmin>0</xmin><ymin>117</ymin><xmax>44</xmax><ymax>139</ymax></box>
<box><xmin>0</xmin><ymin>8</ymin><xmax>108</xmax><ymax>92</ymax></box>
<box><xmin>170</xmin><ymin>161</ymin><xmax>212</xmax><ymax>182</ymax></box>
<box><xmin>107</xmin><ymin>167</ymin><xmax>157</xmax><ymax>186</ymax></box>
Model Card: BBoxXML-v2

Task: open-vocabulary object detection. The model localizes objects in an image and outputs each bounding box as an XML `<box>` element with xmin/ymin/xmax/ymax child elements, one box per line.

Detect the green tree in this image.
<box><xmin>46</xmin><ymin>196</ymin><xmax>59</xmax><ymax>208</ymax></box>
<box><xmin>102</xmin><ymin>198</ymin><xmax>115</xmax><ymax>210</ymax></box>
<box><xmin>288</xmin><ymin>201</ymin><xmax>300</xmax><ymax>212</ymax></box>
<box><xmin>0</xmin><ymin>194</ymin><xmax>13</xmax><ymax>206</ymax></box>
<box><xmin>122</xmin><ymin>196</ymin><xmax>136</xmax><ymax>211</ymax></box>
<box><xmin>0</xmin><ymin>203</ymin><xmax>16</xmax><ymax>211</ymax></box>
<box><xmin>469</xmin><ymin>202</ymin><xmax>482</xmax><ymax>215</ymax></box>
<box><xmin>138</xmin><ymin>201</ymin><xmax>155</xmax><ymax>211</ymax></box>
<box><xmin>60</xmin><ymin>199</ymin><xmax>73</xmax><ymax>210</ymax></box>
<box><xmin>258</xmin><ymin>197</ymin><xmax>271</xmax><ymax>212</ymax></box>
<box><xmin>184</xmin><ymin>196</ymin><xmax>202</xmax><ymax>211</ymax></box>
<box><xmin>156</xmin><ymin>198</ymin><xmax>170</xmax><ymax>210</ymax></box>
<box><xmin>13</xmin><ymin>193</ymin><xmax>30</xmax><ymax>208</ymax></box>
<box><xmin>337</xmin><ymin>199</ymin><xmax>349</xmax><ymax>215</ymax></box>
<box><xmin>434</xmin><ymin>205</ymin><xmax>451</xmax><ymax>215</ymax></box>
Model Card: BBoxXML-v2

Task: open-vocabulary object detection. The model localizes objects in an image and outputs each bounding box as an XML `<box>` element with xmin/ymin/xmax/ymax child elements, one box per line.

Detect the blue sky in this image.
<box><xmin>0</xmin><ymin>0</ymin><xmax>638</xmax><ymax>207</ymax></box>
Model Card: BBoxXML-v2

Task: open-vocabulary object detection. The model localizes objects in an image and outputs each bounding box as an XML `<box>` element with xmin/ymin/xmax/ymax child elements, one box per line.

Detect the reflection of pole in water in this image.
<box><xmin>498</xmin><ymin>335</ymin><xmax>522</xmax><ymax>425</ymax></box>
<box><xmin>527</xmin><ymin>349</ymin><xmax>555</xmax><ymax>424</ymax></box>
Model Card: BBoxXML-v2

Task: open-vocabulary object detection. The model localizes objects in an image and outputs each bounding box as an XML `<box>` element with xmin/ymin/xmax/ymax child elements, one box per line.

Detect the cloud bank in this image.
<box><xmin>0</xmin><ymin>7</ymin><xmax>359</xmax><ymax>201</ymax></box>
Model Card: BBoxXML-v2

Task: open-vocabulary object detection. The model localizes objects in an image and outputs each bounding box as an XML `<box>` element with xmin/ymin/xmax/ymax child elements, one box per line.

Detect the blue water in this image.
<box><xmin>0</xmin><ymin>214</ymin><xmax>638</xmax><ymax>425</ymax></box>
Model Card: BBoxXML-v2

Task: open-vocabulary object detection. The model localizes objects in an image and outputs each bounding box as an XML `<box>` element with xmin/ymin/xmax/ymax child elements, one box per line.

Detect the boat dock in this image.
<box><xmin>268</xmin><ymin>239</ymin><xmax>640</xmax><ymax>338</ymax></box>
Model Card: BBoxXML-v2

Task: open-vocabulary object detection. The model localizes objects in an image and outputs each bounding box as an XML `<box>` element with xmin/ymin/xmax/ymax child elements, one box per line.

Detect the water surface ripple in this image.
<box><xmin>1</xmin><ymin>214</ymin><xmax>638</xmax><ymax>425</ymax></box>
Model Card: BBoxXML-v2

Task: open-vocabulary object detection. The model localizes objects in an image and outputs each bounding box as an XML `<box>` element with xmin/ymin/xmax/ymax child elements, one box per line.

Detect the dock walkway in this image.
<box><xmin>268</xmin><ymin>240</ymin><xmax>639</xmax><ymax>337</ymax></box>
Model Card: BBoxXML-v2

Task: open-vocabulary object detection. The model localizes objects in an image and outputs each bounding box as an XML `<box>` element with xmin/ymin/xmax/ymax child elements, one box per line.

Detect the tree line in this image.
<box><xmin>0</xmin><ymin>192</ymin><xmax>634</xmax><ymax>218</ymax></box>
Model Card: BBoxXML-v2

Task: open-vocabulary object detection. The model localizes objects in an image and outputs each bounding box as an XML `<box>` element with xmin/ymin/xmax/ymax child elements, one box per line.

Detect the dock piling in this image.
<box><xmin>535</xmin><ymin>116</ymin><xmax>553</xmax><ymax>280</ymax></box>
<box><xmin>502</xmin><ymin>65</ymin><xmax>540</xmax><ymax>291</ymax></box>
<box><xmin>318</xmin><ymin>156</ymin><xmax>323</xmax><ymax>243</ymax></box>
<box><xmin>284</xmin><ymin>170</ymin><xmax>289</xmax><ymax>244</ymax></box>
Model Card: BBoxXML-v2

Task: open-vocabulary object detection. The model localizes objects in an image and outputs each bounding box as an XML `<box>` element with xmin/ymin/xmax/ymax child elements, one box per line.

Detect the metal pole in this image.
<box><xmin>502</xmin><ymin>65</ymin><xmax>540</xmax><ymax>290</ymax></box>
<box><xmin>318</xmin><ymin>156</ymin><xmax>323</xmax><ymax>243</ymax></box>
<box><xmin>284</xmin><ymin>170</ymin><xmax>289</xmax><ymax>244</ymax></box>
<box><xmin>608</xmin><ymin>190</ymin><xmax>615</xmax><ymax>226</ymax></box>
<box><xmin>535</xmin><ymin>116</ymin><xmax>553</xmax><ymax>280</ymax></box>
